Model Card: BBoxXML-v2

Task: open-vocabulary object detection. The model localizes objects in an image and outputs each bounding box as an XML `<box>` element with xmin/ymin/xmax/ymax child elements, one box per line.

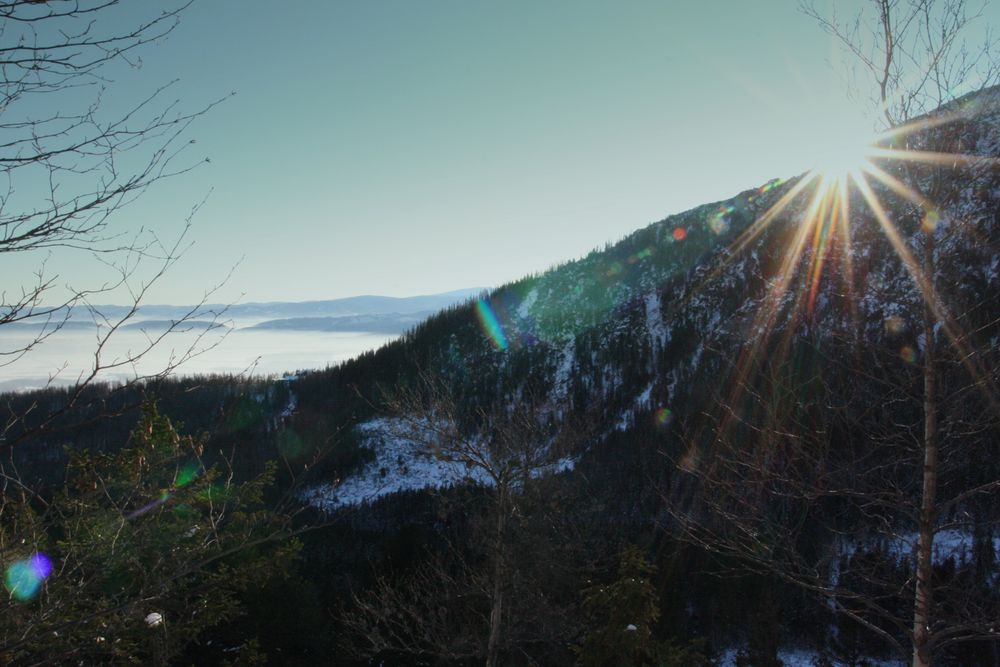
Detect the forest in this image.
<box><xmin>3</xmin><ymin>2</ymin><xmax>1000</xmax><ymax>666</ymax></box>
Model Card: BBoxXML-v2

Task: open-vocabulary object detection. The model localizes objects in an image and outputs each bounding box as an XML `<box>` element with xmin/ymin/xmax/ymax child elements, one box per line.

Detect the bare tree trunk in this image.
<box><xmin>912</xmin><ymin>234</ymin><xmax>938</xmax><ymax>667</ymax></box>
<box><xmin>486</xmin><ymin>484</ymin><xmax>508</xmax><ymax>667</ymax></box>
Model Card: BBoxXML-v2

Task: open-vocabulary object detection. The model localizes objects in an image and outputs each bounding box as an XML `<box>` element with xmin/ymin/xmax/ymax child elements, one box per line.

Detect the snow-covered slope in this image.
<box><xmin>302</xmin><ymin>417</ymin><xmax>576</xmax><ymax>509</ymax></box>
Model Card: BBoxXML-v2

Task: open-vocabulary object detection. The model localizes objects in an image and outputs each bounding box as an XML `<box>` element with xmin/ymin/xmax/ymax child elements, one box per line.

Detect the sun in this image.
<box><xmin>807</xmin><ymin>122</ymin><xmax>881</xmax><ymax>182</ymax></box>
<box><xmin>703</xmin><ymin>102</ymin><xmax>1000</xmax><ymax>433</ymax></box>
<box><xmin>811</xmin><ymin>140</ymin><xmax>873</xmax><ymax>182</ymax></box>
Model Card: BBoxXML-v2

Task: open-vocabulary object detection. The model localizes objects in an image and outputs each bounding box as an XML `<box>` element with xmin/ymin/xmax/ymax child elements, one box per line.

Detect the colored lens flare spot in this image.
<box><xmin>278</xmin><ymin>430</ymin><xmax>305</xmax><ymax>459</ymax></box>
<box><xmin>708</xmin><ymin>206</ymin><xmax>733</xmax><ymax>235</ymax></box>
<box><xmin>475</xmin><ymin>298</ymin><xmax>509</xmax><ymax>351</ymax></box>
<box><xmin>176</xmin><ymin>461</ymin><xmax>200</xmax><ymax>488</ymax></box>
<box><xmin>5</xmin><ymin>552</ymin><xmax>53</xmax><ymax>601</ymax></box>
<box><xmin>759</xmin><ymin>177</ymin><xmax>784</xmax><ymax>194</ymax></box>
<box><xmin>653</xmin><ymin>407</ymin><xmax>672</xmax><ymax>427</ymax></box>
<box><xmin>900</xmin><ymin>345</ymin><xmax>917</xmax><ymax>364</ymax></box>
<box><xmin>922</xmin><ymin>209</ymin><xmax>941</xmax><ymax>233</ymax></box>
<box><xmin>884</xmin><ymin>316</ymin><xmax>906</xmax><ymax>335</ymax></box>
<box><xmin>672</xmin><ymin>227</ymin><xmax>687</xmax><ymax>241</ymax></box>
<box><xmin>629</xmin><ymin>247</ymin><xmax>656</xmax><ymax>264</ymax></box>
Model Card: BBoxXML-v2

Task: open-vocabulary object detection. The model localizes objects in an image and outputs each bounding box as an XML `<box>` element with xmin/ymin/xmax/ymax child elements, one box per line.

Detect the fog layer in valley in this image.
<box><xmin>0</xmin><ymin>321</ymin><xmax>395</xmax><ymax>392</ymax></box>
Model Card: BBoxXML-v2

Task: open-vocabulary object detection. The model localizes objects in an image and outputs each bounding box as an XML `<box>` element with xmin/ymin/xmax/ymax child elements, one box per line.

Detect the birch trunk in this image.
<box><xmin>912</xmin><ymin>234</ymin><xmax>938</xmax><ymax>667</ymax></box>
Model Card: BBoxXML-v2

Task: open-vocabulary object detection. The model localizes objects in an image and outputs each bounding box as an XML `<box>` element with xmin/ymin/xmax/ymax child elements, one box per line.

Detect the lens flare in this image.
<box><xmin>672</xmin><ymin>227</ymin><xmax>687</xmax><ymax>241</ymax></box>
<box><xmin>475</xmin><ymin>298</ymin><xmax>509</xmax><ymax>351</ymax></box>
<box><xmin>709</xmin><ymin>206</ymin><xmax>734</xmax><ymax>235</ymax></box>
<box><xmin>627</xmin><ymin>248</ymin><xmax>655</xmax><ymax>264</ymax></box>
<box><xmin>176</xmin><ymin>461</ymin><xmax>200</xmax><ymax>488</ymax></box>
<box><xmin>653</xmin><ymin>407</ymin><xmax>672</xmax><ymax>427</ymax></box>
<box><xmin>760</xmin><ymin>178</ymin><xmax>785</xmax><ymax>194</ymax></box>
<box><xmin>885</xmin><ymin>316</ymin><xmax>906</xmax><ymax>335</ymax></box>
<box><xmin>703</xmin><ymin>107</ymin><xmax>1000</xmax><ymax>445</ymax></box>
<box><xmin>198</xmin><ymin>483</ymin><xmax>233</xmax><ymax>502</ymax></box>
<box><xmin>922</xmin><ymin>208</ymin><xmax>941</xmax><ymax>233</ymax></box>
<box><xmin>127</xmin><ymin>490</ymin><xmax>173</xmax><ymax>520</ymax></box>
<box><xmin>278</xmin><ymin>429</ymin><xmax>305</xmax><ymax>459</ymax></box>
<box><xmin>5</xmin><ymin>552</ymin><xmax>53</xmax><ymax>601</ymax></box>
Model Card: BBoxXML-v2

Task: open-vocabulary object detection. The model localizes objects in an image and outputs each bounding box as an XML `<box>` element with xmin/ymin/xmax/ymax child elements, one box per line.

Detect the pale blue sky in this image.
<box><xmin>5</xmin><ymin>1</ymin><xmax>998</xmax><ymax>304</ymax></box>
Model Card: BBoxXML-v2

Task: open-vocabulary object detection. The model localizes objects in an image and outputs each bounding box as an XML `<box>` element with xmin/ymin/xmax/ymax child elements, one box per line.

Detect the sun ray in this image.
<box><xmin>851</xmin><ymin>173</ymin><xmax>1000</xmax><ymax>415</ymax></box>
<box><xmin>738</xmin><ymin>174</ymin><xmax>821</xmax><ymax>252</ymax></box>
<box><xmin>662</xmin><ymin>172</ymin><xmax>822</xmax><ymax>358</ymax></box>
<box><xmin>868</xmin><ymin>147</ymin><xmax>1000</xmax><ymax>167</ymax></box>
<box><xmin>695</xmin><ymin>105</ymin><xmax>1000</xmax><ymax>435</ymax></box>
<box><xmin>860</xmin><ymin>162</ymin><xmax>933</xmax><ymax>209</ymax></box>
<box><xmin>696</xmin><ymin>173</ymin><xmax>820</xmax><ymax>294</ymax></box>
<box><xmin>876</xmin><ymin>109</ymin><xmax>967</xmax><ymax>143</ymax></box>
<box><xmin>852</xmin><ymin>173</ymin><xmax>935</xmax><ymax>313</ymax></box>
<box><xmin>835</xmin><ymin>175</ymin><xmax>862</xmax><ymax>348</ymax></box>
<box><xmin>806</xmin><ymin>178</ymin><xmax>842</xmax><ymax>316</ymax></box>
<box><xmin>716</xmin><ymin>178</ymin><xmax>833</xmax><ymax>443</ymax></box>
<box><xmin>864</xmin><ymin>151</ymin><xmax>998</xmax><ymax>251</ymax></box>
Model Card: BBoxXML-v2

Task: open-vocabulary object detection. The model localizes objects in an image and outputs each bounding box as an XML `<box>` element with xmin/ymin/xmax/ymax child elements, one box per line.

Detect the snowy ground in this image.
<box><xmin>829</xmin><ymin>528</ymin><xmax>1000</xmax><ymax>586</ymax></box>
<box><xmin>300</xmin><ymin>417</ymin><xmax>575</xmax><ymax>510</ymax></box>
<box><xmin>718</xmin><ymin>647</ymin><xmax>901</xmax><ymax>666</ymax></box>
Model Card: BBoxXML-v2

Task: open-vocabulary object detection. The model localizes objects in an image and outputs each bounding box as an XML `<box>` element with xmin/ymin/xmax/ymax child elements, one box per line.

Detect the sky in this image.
<box><xmin>3</xmin><ymin>0</ymin><xmax>998</xmax><ymax>305</ymax></box>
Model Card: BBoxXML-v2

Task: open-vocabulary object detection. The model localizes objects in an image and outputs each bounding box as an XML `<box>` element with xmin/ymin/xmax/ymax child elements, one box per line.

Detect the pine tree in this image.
<box><xmin>0</xmin><ymin>403</ymin><xmax>299</xmax><ymax>665</ymax></box>
<box><xmin>577</xmin><ymin>545</ymin><xmax>708</xmax><ymax>667</ymax></box>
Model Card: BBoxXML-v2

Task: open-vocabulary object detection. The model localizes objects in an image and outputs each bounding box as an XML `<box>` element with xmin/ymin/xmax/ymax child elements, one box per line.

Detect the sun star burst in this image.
<box><xmin>708</xmin><ymin>111</ymin><xmax>1000</xmax><ymax>436</ymax></box>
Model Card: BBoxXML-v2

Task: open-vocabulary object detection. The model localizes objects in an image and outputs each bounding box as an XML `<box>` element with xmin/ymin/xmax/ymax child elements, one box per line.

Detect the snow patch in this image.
<box><xmin>835</xmin><ymin>528</ymin><xmax>999</xmax><ymax>565</ymax></box>
<box><xmin>829</xmin><ymin>528</ymin><xmax>1000</xmax><ymax>586</ymax></box>
<box><xmin>644</xmin><ymin>291</ymin><xmax>669</xmax><ymax>347</ymax></box>
<box><xmin>635</xmin><ymin>382</ymin><xmax>653</xmax><ymax>407</ymax></box>
<box><xmin>517</xmin><ymin>288</ymin><xmax>538</xmax><ymax>319</ymax></box>
<box><xmin>279</xmin><ymin>388</ymin><xmax>297</xmax><ymax>418</ymax></box>
<box><xmin>301</xmin><ymin>417</ymin><xmax>577</xmax><ymax>510</ymax></box>
<box><xmin>532</xmin><ymin>455</ymin><xmax>576</xmax><ymax>478</ymax></box>
<box><xmin>551</xmin><ymin>338</ymin><xmax>576</xmax><ymax>400</ymax></box>
<box><xmin>718</xmin><ymin>647</ymin><xmax>901</xmax><ymax>666</ymax></box>
<box><xmin>301</xmin><ymin>418</ymin><xmax>491</xmax><ymax>510</ymax></box>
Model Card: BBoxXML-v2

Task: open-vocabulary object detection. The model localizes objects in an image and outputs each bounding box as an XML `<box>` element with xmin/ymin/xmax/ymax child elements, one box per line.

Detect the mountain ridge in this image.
<box><xmin>297</xmin><ymin>85</ymin><xmax>1000</xmax><ymax>509</ymax></box>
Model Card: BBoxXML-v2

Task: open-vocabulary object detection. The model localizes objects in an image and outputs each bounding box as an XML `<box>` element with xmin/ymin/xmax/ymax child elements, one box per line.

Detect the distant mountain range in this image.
<box><xmin>247</xmin><ymin>312</ymin><xmax>436</xmax><ymax>334</ymax></box>
<box><xmin>105</xmin><ymin>288</ymin><xmax>482</xmax><ymax>320</ymax></box>
<box><xmin>6</xmin><ymin>289</ymin><xmax>484</xmax><ymax>335</ymax></box>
